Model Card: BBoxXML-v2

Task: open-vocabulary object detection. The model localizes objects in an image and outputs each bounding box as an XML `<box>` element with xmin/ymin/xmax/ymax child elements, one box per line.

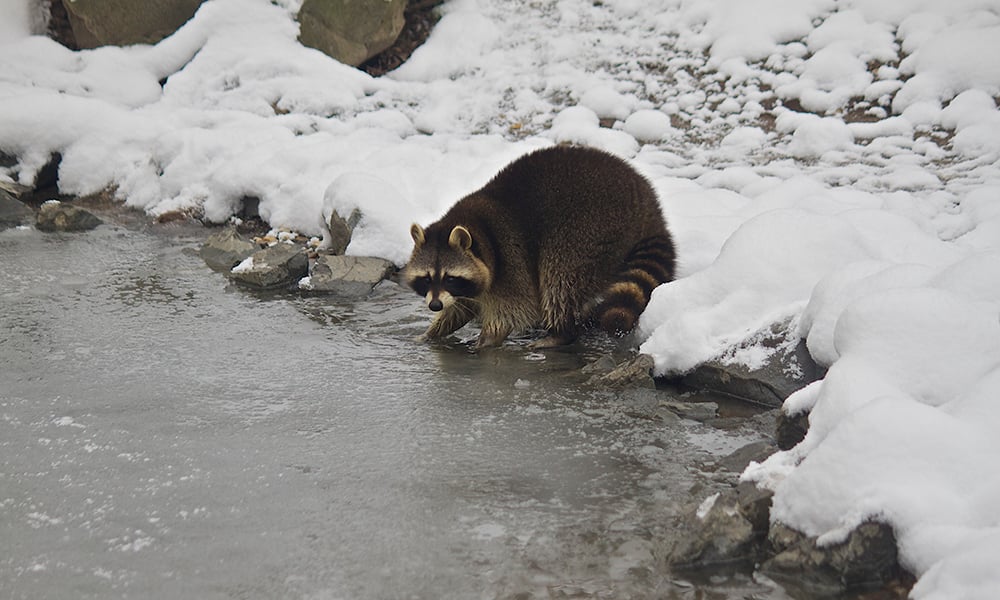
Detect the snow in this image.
<box><xmin>2</xmin><ymin>0</ymin><xmax>1000</xmax><ymax>597</ymax></box>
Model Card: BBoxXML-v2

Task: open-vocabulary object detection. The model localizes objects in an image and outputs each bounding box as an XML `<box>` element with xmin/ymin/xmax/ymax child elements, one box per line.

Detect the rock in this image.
<box><xmin>1</xmin><ymin>149</ymin><xmax>18</xmax><ymax>169</ymax></box>
<box><xmin>762</xmin><ymin>521</ymin><xmax>903</xmax><ymax>596</ymax></box>
<box><xmin>715</xmin><ymin>440</ymin><xmax>777</xmax><ymax>474</ymax></box>
<box><xmin>678</xmin><ymin>318</ymin><xmax>824</xmax><ymax>408</ymax></box>
<box><xmin>59</xmin><ymin>0</ymin><xmax>204</xmax><ymax>48</ymax></box>
<box><xmin>589</xmin><ymin>353</ymin><xmax>656</xmax><ymax>389</ymax></box>
<box><xmin>326</xmin><ymin>207</ymin><xmax>362</xmax><ymax>255</ymax></box>
<box><xmin>614</xmin><ymin>388</ymin><xmax>681</xmax><ymax>423</ymax></box>
<box><xmin>581</xmin><ymin>354</ymin><xmax>617</xmax><ymax>375</ymax></box>
<box><xmin>298</xmin><ymin>0</ymin><xmax>407</xmax><ymax>66</ymax></box>
<box><xmin>229</xmin><ymin>243</ymin><xmax>308</xmax><ymax>289</ymax></box>
<box><xmin>776</xmin><ymin>407</ymin><xmax>810</xmax><ymax>450</ymax></box>
<box><xmin>664</xmin><ymin>483</ymin><xmax>773</xmax><ymax>569</ymax></box>
<box><xmin>300</xmin><ymin>254</ymin><xmax>395</xmax><ymax>296</ymax></box>
<box><xmin>659</xmin><ymin>399</ymin><xmax>718</xmax><ymax>422</ymax></box>
<box><xmin>199</xmin><ymin>227</ymin><xmax>257</xmax><ymax>272</ymax></box>
<box><xmin>35</xmin><ymin>200</ymin><xmax>102</xmax><ymax>232</ymax></box>
<box><xmin>0</xmin><ymin>189</ymin><xmax>33</xmax><ymax>228</ymax></box>
<box><xmin>0</xmin><ymin>179</ymin><xmax>31</xmax><ymax>199</ymax></box>
<box><xmin>733</xmin><ymin>480</ymin><xmax>773</xmax><ymax>533</ymax></box>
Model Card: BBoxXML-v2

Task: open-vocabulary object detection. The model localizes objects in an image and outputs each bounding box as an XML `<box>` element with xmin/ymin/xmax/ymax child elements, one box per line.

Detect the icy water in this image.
<box><xmin>0</xmin><ymin>220</ymin><xmax>785</xmax><ymax>599</ymax></box>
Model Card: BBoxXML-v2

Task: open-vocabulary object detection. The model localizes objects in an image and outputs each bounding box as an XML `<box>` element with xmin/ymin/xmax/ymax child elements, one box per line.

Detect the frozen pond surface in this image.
<box><xmin>1</xmin><ymin>221</ymin><xmax>782</xmax><ymax>599</ymax></box>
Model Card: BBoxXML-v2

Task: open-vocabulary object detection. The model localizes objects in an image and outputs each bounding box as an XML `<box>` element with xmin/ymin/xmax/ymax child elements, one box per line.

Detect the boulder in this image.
<box><xmin>229</xmin><ymin>243</ymin><xmax>308</xmax><ymax>289</ymax></box>
<box><xmin>300</xmin><ymin>254</ymin><xmax>395</xmax><ymax>296</ymax></box>
<box><xmin>298</xmin><ymin>0</ymin><xmax>408</xmax><ymax>66</ymax></box>
<box><xmin>58</xmin><ymin>0</ymin><xmax>204</xmax><ymax>48</ymax></box>
<box><xmin>0</xmin><ymin>189</ymin><xmax>33</xmax><ymax>228</ymax></box>
<box><xmin>35</xmin><ymin>200</ymin><xmax>102</xmax><ymax>232</ymax></box>
<box><xmin>199</xmin><ymin>227</ymin><xmax>257</xmax><ymax>272</ymax></box>
<box><xmin>678</xmin><ymin>319</ymin><xmax>824</xmax><ymax>408</ymax></box>
<box><xmin>762</xmin><ymin>521</ymin><xmax>904</xmax><ymax>596</ymax></box>
<box><xmin>664</xmin><ymin>482</ymin><xmax>773</xmax><ymax>569</ymax></box>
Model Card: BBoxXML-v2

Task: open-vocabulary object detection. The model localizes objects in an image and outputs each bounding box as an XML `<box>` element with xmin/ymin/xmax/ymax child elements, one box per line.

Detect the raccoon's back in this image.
<box><xmin>481</xmin><ymin>146</ymin><xmax>665</xmax><ymax>238</ymax></box>
<box><xmin>474</xmin><ymin>146</ymin><xmax>675</xmax><ymax>336</ymax></box>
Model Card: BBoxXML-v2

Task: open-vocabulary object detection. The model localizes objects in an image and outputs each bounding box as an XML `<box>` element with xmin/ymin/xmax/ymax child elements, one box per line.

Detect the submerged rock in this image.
<box><xmin>714</xmin><ymin>440</ymin><xmax>777</xmax><ymax>474</ymax></box>
<box><xmin>229</xmin><ymin>243</ymin><xmax>308</xmax><ymax>289</ymax></box>
<box><xmin>658</xmin><ymin>399</ymin><xmax>718</xmax><ymax>421</ymax></box>
<box><xmin>0</xmin><ymin>189</ymin><xmax>33</xmax><ymax>228</ymax></box>
<box><xmin>301</xmin><ymin>254</ymin><xmax>395</xmax><ymax>296</ymax></box>
<box><xmin>199</xmin><ymin>227</ymin><xmax>257</xmax><ymax>272</ymax></box>
<box><xmin>762</xmin><ymin>521</ymin><xmax>904</xmax><ymax>596</ymax></box>
<box><xmin>35</xmin><ymin>200</ymin><xmax>102</xmax><ymax>232</ymax></box>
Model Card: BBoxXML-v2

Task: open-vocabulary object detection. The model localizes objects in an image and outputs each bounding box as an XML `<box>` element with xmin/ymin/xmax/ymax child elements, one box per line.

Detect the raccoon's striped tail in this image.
<box><xmin>595</xmin><ymin>234</ymin><xmax>676</xmax><ymax>336</ymax></box>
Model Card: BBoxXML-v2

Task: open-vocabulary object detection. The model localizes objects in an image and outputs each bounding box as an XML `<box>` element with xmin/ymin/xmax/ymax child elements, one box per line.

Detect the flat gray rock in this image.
<box><xmin>300</xmin><ymin>255</ymin><xmax>394</xmax><ymax>297</ymax></box>
<box><xmin>229</xmin><ymin>243</ymin><xmax>308</xmax><ymax>289</ymax></box>
<box><xmin>199</xmin><ymin>227</ymin><xmax>256</xmax><ymax>271</ymax></box>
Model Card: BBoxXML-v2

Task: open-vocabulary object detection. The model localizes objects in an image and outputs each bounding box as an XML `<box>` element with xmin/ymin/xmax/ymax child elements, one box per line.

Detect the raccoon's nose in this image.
<box><xmin>428</xmin><ymin>298</ymin><xmax>443</xmax><ymax>312</ymax></box>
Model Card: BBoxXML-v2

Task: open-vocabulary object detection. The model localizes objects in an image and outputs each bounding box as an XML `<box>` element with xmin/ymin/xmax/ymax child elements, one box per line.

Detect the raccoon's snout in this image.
<box><xmin>429</xmin><ymin>298</ymin><xmax>444</xmax><ymax>312</ymax></box>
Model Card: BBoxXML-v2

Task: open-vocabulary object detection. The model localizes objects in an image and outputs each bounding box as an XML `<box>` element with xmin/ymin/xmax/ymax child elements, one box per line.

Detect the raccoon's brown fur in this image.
<box><xmin>403</xmin><ymin>145</ymin><xmax>675</xmax><ymax>348</ymax></box>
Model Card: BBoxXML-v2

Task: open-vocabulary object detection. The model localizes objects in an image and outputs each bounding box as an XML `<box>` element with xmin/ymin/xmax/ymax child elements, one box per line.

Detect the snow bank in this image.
<box><xmin>2</xmin><ymin>0</ymin><xmax>1000</xmax><ymax>597</ymax></box>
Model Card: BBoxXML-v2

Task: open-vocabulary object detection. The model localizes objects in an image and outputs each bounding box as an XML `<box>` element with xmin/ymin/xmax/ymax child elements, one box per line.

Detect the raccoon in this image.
<box><xmin>403</xmin><ymin>145</ymin><xmax>675</xmax><ymax>349</ymax></box>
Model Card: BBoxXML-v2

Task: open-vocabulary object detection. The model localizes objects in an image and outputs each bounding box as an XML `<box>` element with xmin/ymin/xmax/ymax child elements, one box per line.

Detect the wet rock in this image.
<box><xmin>581</xmin><ymin>354</ymin><xmax>617</xmax><ymax>376</ymax></box>
<box><xmin>762</xmin><ymin>521</ymin><xmax>903</xmax><ymax>596</ymax></box>
<box><xmin>589</xmin><ymin>353</ymin><xmax>656</xmax><ymax>389</ymax></box>
<box><xmin>678</xmin><ymin>319</ymin><xmax>824</xmax><ymax>408</ymax></box>
<box><xmin>0</xmin><ymin>189</ymin><xmax>33</xmax><ymax>228</ymax></box>
<box><xmin>326</xmin><ymin>207</ymin><xmax>362</xmax><ymax>255</ymax></box>
<box><xmin>58</xmin><ymin>0</ymin><xmax>203</xmax><ymax>48</ymax></box>
<box><xmin>659</xmin><ymin>399</ymin><xmax>718</xmax><ymax>422</ymax></box>
<box><xmin>35</xmin><ymin>200</ymin><xmax>102</xmax><ymax>232</ymax></box>
<box><xmin>664</xmin><ymin>483</ymin><xmax>773</xmax><ymax>569</ymax></box>
<box><xmin>776</xmin><ymin>408</ymin><xmax>810</xmax><ymax>450</ymax></box>
<box><xmin>199</xmin><ymin>227</ymin><xmax>257</xmax><ymax>272</ymax></box>
<box><xmin>228</xmin><ymin>243</ymin><xmax>308</xmax><ymax>289</ymax></box>
<box><xmin>715</xmin><ymin>440</ymin><xmax>777</xmax><ymax>474</ymax></box>
<box><xmin>614</xmin><ymin>388</ymin><xmax>682</xmax><ymax>423</ymax></box>
<box><xmin>298</xmin><ymin>0</ymin><xmax>407</xmax><ymax>66</ymax></box>
<box><xmin>300</xmin><ymin>254</ymin><xmax>395</xmax><ymax>296</ymax></box>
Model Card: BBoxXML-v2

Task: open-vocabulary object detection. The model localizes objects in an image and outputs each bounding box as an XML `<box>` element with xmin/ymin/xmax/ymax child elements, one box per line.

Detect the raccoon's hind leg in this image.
<box><xmin>596</xmin><ymin>234</ymin><xmax>676</xmax><ymax>336</ymax></box>
<box><xmin>535</xmin><ymin>276</ymin><xmax>582</xmax><ymax>348</ymax></box>
<box><xmin>423</xmin><ymin>298</ymin><xmax>479</xmax><ymax>341</ymax></box>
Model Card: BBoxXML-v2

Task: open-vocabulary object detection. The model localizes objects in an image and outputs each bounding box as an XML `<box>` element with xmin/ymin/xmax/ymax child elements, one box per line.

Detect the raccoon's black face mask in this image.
<box><xmin>404</xmin><ymin>223</ymin><xmax>490</xmax><ymax>312</ymax></box>
<box><xmin>409</xmin><ymin>273</ymin><xmax>480</xmax><ymax>311</ymax></box>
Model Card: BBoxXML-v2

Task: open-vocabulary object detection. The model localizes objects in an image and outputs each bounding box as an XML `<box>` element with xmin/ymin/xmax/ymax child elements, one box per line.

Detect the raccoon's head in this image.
<box><xmin>403</xmin><ymin>223</ymin><xmax>492</xmax><ymax>312</ymax></box>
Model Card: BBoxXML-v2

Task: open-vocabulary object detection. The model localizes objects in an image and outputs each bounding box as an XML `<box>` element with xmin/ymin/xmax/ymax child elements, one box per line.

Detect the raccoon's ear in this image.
<box><xmin>410</xmin><ymin>223</ymin><xmax>425</xmax><ymax>246</ymax></box>
<box><xmin>449</xmin><ymin>225</ymin><xmax>473</xmax><ymax>251</ymax></box>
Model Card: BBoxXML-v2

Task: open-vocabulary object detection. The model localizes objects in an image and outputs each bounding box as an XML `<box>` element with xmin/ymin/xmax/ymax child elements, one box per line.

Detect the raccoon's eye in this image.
<box><xmin>410</xmin><ymin>275</ymin><xmax>431</xmax><ymax>296</ymax></box>
<box><xmin>443</xmin><ymin>275</ymin><xmax>478</xmax><ymax>297</ymax></box>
